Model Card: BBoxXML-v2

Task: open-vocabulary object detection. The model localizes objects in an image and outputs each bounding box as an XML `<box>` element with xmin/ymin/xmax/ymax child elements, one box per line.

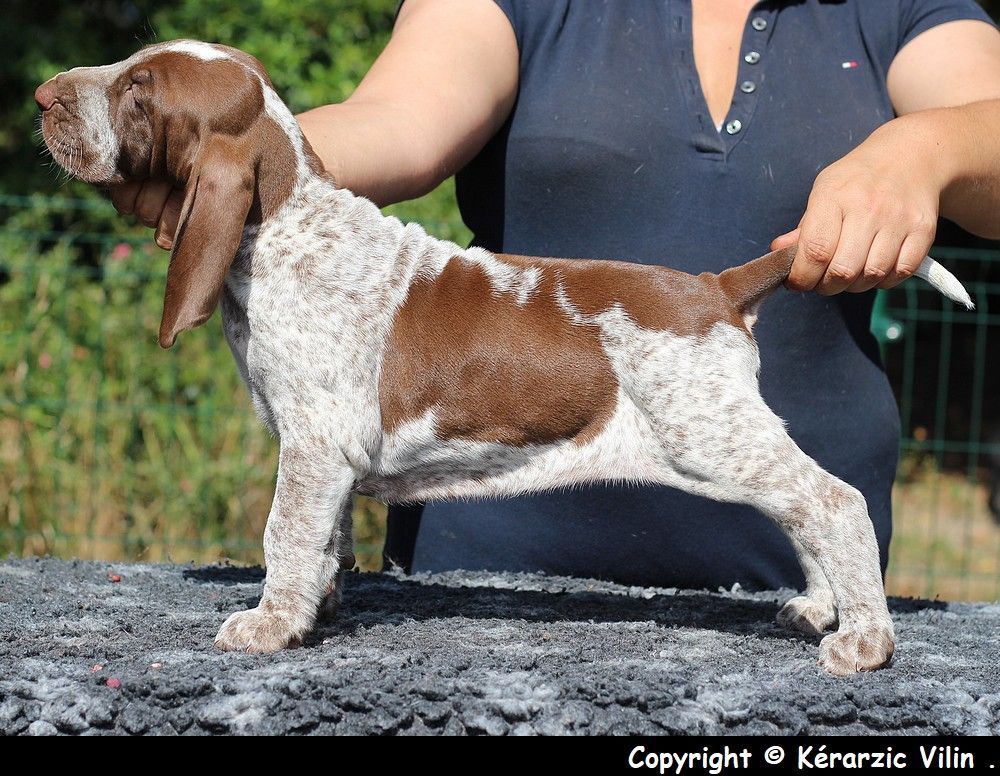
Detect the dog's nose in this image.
<box><xmin>34</xmin><ymin>80</ymin><xmax>58</xmax><ymax>111</ymax></box>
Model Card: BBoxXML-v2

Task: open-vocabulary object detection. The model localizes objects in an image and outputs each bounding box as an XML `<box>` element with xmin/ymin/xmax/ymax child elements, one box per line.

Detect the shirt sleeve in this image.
<box><xmin>396</xmin><ymin>0</ymin><xmax>522</xmax><ymax>53</ymax></box>
<box><xmin>898</xmin><ymin>0</ymin><xmax>996</xmax><ymax>51</ymax></box>
<box><xmin>492</xmin><ymin>0</ymin><xmax>528</xmax><ymax>55</ymax></box>
<box><xmin>491</xmin><ymin>0</ymin><xmax>517</xmax><ymax>34</ymax></box>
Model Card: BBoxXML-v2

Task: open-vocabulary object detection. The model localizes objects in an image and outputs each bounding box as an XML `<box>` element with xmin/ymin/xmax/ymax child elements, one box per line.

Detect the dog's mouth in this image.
<box><xmin>42</xmin><ymin>127</ymin><xmax>83</xmax><ymax>178</ymax></box>
<box><xmin>40</xmin><ymin>112</ymin><xmax>120</xmax><ymax>185</ymax></box>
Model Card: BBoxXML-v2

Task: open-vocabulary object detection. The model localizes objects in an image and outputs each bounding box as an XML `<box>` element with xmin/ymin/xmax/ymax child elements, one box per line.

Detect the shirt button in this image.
<box><xmin>751</xmin><ymin>17</ymin><xmax>768</xmax><ymax>31</ymax></box>
<box><xmin>725</xmin><ymin>119</ymin><xmax>743</xmax><ymax>135</ymax></box>
<box><xmin>740</xmin><ymin>80</ymin><xmax>756</xmax><ymax>93</ymax></box>
<box><xmin>744</xmin><ymin>51</ymin><xmax>761</xmax><ymax>64</ymax></box>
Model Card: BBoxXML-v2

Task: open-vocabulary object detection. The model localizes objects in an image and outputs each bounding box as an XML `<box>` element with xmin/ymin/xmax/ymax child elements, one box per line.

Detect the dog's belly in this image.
<box><xmin>361</xmin><ymin>390</ymin><xmax>664</xmax><ymax>503</ymax></box>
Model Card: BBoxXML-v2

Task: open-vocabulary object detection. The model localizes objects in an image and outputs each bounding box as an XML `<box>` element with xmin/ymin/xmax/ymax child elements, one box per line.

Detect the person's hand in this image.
<box><xmin>110</xmin><ymin>180</ymin><xmax>183</xmax><ymax>250</ymax></box>
<box><xmin>771</xmin><ymin>121</ymin><xmax>943</xmax><ymax>295</ymax></box>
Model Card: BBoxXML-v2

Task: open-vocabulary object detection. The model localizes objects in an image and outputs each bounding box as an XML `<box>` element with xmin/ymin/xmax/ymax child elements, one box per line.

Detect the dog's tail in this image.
<box><xmin>913</xmin><ymin>256</ymin><xmax>974</xmax><ymax>309</ymax></box>
<box><xmin>717</xmin><ymin>247</ymin><xmax>797</xmax><ymax>321</ymax></box>
<box><xmin>718</xmin><ymin>247</ymin><xmax>974</xmax><ymax>321</ymax></box>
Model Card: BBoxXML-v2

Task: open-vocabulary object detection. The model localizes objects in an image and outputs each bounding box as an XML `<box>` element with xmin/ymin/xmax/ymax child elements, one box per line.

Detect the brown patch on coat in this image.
<box><xmin>380</xmin><ymin>248</ymin><xmax>796</xmax><ymax>447</ymax></box>
<box><xmin>135</xmin><ymin>51</ymin><xmax>298</xmax><ymax>220</ymax></box>
<box><xmin>500</xmin><ymin>248</ymin><xmax>795</xmax><ymax>335</ymax></box>
<box><xmin>498</xmin><ymin>254</ymin><xmax>748</xmax><ymax>335</ymax></box>
<box><xmin>379</xmin><ymin>257</ymin><xmax>619</xmax><ymax>447</ymax></box>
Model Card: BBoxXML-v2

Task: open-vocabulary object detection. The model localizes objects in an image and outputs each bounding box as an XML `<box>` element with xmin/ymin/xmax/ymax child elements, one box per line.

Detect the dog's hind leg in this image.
<box><xmin>761</xmin><ymin>461</ymin><xmax>894</xmax><ymax>675</ymax></box>
<box><xmin>646</xmin><ymin>387</ymin><xmax>893</xmax><ymax>675</ymax></box>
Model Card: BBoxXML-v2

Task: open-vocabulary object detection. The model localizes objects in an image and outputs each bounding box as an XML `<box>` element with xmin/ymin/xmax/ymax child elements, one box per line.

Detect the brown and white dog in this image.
<box><xmin>36</xmin><ymin>41</ymin><xmax>973</xmax><ymax>675</ymax></box>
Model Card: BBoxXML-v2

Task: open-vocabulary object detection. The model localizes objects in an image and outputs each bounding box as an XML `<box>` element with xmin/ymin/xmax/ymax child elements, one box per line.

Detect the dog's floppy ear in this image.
<box><xmin>158</xmin><ymin>136</ymin><xmax>254</xmax><ymax>348</ymax></box>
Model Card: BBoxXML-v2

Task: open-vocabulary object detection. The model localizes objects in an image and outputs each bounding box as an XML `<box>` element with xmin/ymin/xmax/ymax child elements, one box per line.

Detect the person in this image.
<box><xmin>112</xmin><ymin>0</ymin><xmax>1000</xmax><ymax>590</ymax></box>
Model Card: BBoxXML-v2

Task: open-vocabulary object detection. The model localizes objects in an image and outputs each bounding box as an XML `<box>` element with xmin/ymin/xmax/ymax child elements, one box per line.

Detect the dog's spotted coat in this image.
<box><xmin>36</xmin><ymin>39</ymin><xmax>973</xmax><ymax>674</ymax></box>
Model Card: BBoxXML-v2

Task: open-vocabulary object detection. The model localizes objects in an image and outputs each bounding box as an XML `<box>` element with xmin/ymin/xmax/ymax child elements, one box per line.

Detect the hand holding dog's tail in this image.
<box><xmin>720</xmin><ymin>247</ymin><xmax>974</xmax><ymax>319</ymax></box>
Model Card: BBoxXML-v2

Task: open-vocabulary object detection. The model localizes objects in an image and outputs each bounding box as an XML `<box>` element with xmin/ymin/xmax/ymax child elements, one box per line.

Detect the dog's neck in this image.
<box><xmin>231</xmin><ymin>166</ymin><xmax>381</xmax><ymax>280</ymax></box>
<box><xmin>225</xmin><ymin>84</ymin><xmax>430</xmax><ymax>298</ymax></box>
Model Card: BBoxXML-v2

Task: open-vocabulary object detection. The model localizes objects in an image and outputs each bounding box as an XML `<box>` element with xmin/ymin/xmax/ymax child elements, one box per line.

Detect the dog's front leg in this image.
<box><xmin>215</xmin><ymin>445</ymin><xmax>355</xmax><ymax>653</ymax></box>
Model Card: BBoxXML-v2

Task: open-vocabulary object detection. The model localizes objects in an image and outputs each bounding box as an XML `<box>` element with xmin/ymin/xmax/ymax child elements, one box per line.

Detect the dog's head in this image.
<box><xmin>35</xmin><ymin>40</ymin><xmax>305</xmax><ymax>347</ymax></box>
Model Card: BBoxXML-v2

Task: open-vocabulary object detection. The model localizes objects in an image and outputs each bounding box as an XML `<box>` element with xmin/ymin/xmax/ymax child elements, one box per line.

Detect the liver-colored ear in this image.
<box><xmin>158</xmin><ymin>137</ymin><xmax>254</xmax><ymax>348</ymax></box>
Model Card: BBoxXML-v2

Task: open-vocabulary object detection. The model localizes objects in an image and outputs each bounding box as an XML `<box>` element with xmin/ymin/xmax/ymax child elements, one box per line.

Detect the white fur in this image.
<box><xmin>160</xmin><ymin>40</ymin><xmax>229</xmax><ymax>61</ymax></box>
<box><xmin>915</xmin><ymin>256</ymin><xmax>974</xmax><ymax>309</ymax></box>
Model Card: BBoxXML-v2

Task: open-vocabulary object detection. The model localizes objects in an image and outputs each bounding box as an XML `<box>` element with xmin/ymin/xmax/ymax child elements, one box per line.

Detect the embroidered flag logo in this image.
<box><xmin>842</xmin><ymin>60</ymin><xmax>859</xmax><ymax>69</ymax></box>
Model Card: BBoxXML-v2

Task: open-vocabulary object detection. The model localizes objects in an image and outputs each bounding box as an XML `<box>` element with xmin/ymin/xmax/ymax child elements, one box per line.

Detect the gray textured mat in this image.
<box><xmin>1</xmin><ymin>557</ymin><xmax>998</xmax><ymax>735</ymax></box>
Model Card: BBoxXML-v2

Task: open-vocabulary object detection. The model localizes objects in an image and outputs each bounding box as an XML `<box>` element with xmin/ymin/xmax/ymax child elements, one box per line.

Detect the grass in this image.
<box><xmin>887</xmin><ymin>466</ymin><xmax>1000</xmax><ymax>602</ymax></box>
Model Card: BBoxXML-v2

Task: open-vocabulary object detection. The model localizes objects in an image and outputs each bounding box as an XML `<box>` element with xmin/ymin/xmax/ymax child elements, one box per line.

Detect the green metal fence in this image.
<box><xmin>1</xmin><ymin>194</ymin><xmax>998</xmax><ymax>599</ymax></box>
<box><xmin>878</xmin><ymin>247</ymin><xmax>1000</xmax><ymax>602</ymax></box>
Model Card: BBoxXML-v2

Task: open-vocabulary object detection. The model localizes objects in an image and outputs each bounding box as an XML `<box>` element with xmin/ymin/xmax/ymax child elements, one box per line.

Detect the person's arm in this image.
<box><xmin>773</xmin><ymin>19</ymin><xmax>1000</xmax><ymax>294</ymax></box>
<box><xmin>299</xmin><ymin>0</ymin><xmax>517</xmax><ymax>205</ymax></box>
<box><xmin>111</xmin><ymin>0</ymin><xmax>518</xmax><ymax>247</ymax></box>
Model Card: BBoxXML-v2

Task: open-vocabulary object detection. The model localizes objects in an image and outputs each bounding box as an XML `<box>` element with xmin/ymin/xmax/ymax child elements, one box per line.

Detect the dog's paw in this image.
<box><xmin>818</xmin><ymin>622</ymin><xmax>895</xmax><ymax>676</ymax></box>
<box><xmin>777</xmin><ymin>595</ymin><xmax>838</xmax><ymax>636</ymax></box>
<box><xmin>318</xmin><ymin>584</ymin><xmax>343</xmax><ymax>621</ymax></box>
<box><xmin>214</xmin><ymin>605</ymin><xmax>309</xmax><ymax>653</ymax></box>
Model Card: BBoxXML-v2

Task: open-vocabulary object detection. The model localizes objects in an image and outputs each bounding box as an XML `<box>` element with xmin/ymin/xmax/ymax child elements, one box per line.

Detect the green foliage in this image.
<box><xmin>1</xmin><ymin>198</ymin><xmax>266</xmax><ymax>560</ymax></box>
<box><xmin>151</xmin><ymin>0</ymin><xmax>397</xmax><ymax>111</ymax></box>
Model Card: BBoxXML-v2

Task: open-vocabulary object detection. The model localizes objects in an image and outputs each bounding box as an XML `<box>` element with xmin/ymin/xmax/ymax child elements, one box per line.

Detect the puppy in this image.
<box><xmin>35</xmin><ymin>40</ymin><xmax>973</xmax><ymax>674</ymax></box>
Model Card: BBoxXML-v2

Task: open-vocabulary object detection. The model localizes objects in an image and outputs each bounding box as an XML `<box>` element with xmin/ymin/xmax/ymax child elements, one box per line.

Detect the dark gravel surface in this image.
<box><xmin>1</xmin><ymin>557</ymin><xmax>998</xmax><ymax>735</ymax></box>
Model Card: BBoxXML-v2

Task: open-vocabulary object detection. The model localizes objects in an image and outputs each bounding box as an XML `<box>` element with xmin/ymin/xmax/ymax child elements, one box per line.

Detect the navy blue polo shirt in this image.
<box><xmin>385</xmin><ymin>0</ymin><xmax>994</xmax><ymax>590</ymax></box>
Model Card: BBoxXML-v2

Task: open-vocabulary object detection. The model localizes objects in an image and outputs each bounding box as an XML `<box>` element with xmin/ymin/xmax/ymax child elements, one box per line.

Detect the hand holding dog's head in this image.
<box><xmin>36</xmin><ymin>41</ymin><xmax>294</xmax><ymax>348</ymax></box>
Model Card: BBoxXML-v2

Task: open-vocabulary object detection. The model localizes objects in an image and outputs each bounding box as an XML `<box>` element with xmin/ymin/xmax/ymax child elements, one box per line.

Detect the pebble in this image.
<box><xmin>27</xmin><ymin>720</ymin><xmax>58</xmax><ymax>736</ymax></box>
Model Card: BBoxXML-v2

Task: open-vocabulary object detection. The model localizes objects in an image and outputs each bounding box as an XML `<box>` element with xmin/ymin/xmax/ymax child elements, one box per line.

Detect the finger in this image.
<box><xmin>134</xmin><ymin>179</ymin><xmax>174</xmax><ymax>229</ymax></box>
<box><xmin>786</xmin><ymin>201</ymin><xmax>843</xmax><ymax>292</ymax></box>
<box><xmin>879</xmin><ymin>228</ymin><xmax>934</xmax><ymax>290</ymax></box>
<box><xmin>815</xmin><ymin>214</ymin><xmax>877</xmax><ymax>296</ymax></box>
<box><xmin>770</xmin><ymin>227</ymin><xmax>799</xmax><ymax>251</ymax></box>
<box><xmin>110</xmin><ymin>181</ymin><xmax>141</xmax><ymax>215</ymax></box>
<box><xmin>154</xmin><ymin>224</ymin><xmax>172</xmax><ymax>250</ymax></box>
<box><xmin>846</xmin><ymin>229</ymin><xmax>903</xmax><ymax>293</ymax></box>
<box><xmin>154</xmin><ymin>189</ymin><xmax>183</xmax><ymax>250</ymax></box>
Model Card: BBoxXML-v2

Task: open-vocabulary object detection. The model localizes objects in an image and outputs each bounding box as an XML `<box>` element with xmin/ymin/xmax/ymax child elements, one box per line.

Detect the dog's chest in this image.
<box><xmin>220</xmin><ymin>211</ymin><xmax>413</xmax><ymax>444</ymax></box>
<box><xmin>222</xmin><ymin>258</ymin><xmax>337</xmax><ymax>404</ymax></box>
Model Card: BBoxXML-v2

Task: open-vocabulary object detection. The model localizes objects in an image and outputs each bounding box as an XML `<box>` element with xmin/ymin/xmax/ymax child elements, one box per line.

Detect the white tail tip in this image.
<box><xmin>914</xmin><ymin>256</ymin><xmax>974</xmax><ymax>310</ymax></box>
